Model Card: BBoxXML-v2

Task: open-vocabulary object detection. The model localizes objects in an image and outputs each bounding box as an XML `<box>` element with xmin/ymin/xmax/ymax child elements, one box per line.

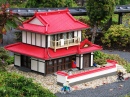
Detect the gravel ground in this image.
<box><xmin>55</xmin><ymin>50</ymin><xmax>130</xmax><ymax>97</ymax></box>
<box><xmin>5</xmin><ymin>50</ymin><xmax>130</xmax><ymax>97</ymax></box>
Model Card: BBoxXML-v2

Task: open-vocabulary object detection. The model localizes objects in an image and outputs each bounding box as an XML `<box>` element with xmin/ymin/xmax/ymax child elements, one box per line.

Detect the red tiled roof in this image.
<box><xmin>5</xmin><ymin>40</ymin><xmax>102</xmax><ymax>60</ymax></box>
<box><xmin>19</xmin><ymin>9</ymin><xmax>89</xmax><ymax>35</ymax></box>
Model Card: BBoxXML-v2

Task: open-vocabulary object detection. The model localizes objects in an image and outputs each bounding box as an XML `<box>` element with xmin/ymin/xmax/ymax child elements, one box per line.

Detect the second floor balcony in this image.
<box><xmin>50</xmin><ymin>37</ymin><xmax>80</xmax><ymax>52</ymax></box>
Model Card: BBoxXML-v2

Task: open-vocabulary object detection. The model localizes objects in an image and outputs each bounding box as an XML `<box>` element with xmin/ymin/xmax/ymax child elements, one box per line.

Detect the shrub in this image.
<box><xmin>124</xmin><ymin>63</ymin><xmax>130</xmax><ymax>73</ymax></box>
<box><xmin>94</xmin><ymin>51</ymin><xmax>108</xmax><ymax>65</ymax></box>
<box><xmin>0</xmin><ymin>59</ymin><xmax>7</xmax><ymax>71</ymax></box>
<box><xmin>94</xmin><ymin>51</ymin><xmax>130</xmax><ymax>73</ymax></box>
<box><xmin>0</xmin><ymin>72</ymin><xmax>56</xmax><ymax>97</ymax></box>
<box><xmin>0</xmin><ymin>47</ymin><xmax>10</xmax><ymax>71</ymax></box>
<box><xmin>101</xmin><ymin>24</ymin><xmax>130</xmax><ymax>48</ymax></box>
<box><xmin>6</xmin><ymin>56</ymin><xmax>14</xmax><ymax>65</ymax></box>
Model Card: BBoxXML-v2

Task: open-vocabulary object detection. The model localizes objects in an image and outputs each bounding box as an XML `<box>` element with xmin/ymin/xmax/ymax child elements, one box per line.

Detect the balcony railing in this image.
<box><xmin>50</xmin><ymin>37</ymin><xmax>80</xmax><ymax>52</ymax></box>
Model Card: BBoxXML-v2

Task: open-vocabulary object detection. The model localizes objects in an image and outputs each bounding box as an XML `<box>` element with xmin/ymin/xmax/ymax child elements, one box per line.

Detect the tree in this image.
<box><xmin>118</xmin><ymin>0</ymin><xmax>130</xmax><ymax>5</ymax></box>
<box><xmin>0</xmin><ymin>1</ymin><xmax>23</xmax><ymax>43</ymax></box>
<box><xmin>86</xmin><ymin>0</ymin><xmax>115</xmax><ymax>43</ymax></box>
<box><xmin>25</xmin><ymin>0</ymin><xmax>74</xmax><ymax>8</ymax></box>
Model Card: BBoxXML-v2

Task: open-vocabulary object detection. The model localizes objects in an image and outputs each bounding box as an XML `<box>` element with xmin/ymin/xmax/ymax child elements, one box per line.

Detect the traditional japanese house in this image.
<box><xmin>5</xmin><ymin>9</ymin><xmax>102</xmax><ymax>75</ymax></box>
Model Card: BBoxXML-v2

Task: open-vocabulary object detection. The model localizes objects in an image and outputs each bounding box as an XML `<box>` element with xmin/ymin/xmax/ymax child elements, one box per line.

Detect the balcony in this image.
<box><xmin>50</xmin><ymin>37</ymin><xmax>80</xmax><ymax>52</ymax></box>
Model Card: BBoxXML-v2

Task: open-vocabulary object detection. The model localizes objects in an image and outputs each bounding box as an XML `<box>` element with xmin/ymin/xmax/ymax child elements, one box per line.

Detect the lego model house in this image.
<box><xmin>5</xmin><ymin>9</ymin><xmax>102</xmax><ymax>75</ymax></box>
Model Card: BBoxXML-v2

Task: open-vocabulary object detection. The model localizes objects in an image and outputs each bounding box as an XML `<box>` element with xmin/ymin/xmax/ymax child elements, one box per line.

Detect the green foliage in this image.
<box><xmin>101</xmin><ymin>24</ymin><xmax>130</xmax><ymax>47</ymax></box>
<box><xmin>86</xmin><ymin>0</ymin><xmax>115</xmax><ymax>43</ymax></box>
<box><xmin>0</xmin><ymin>59</ymin><xmax>7</xmax><ymax>71</ymax></box>
<box><xmin>112</xmin><ymin>14</ymin><xmax>118</xmax><ymax>24</ymax></box>
<box><xmin>0</xmin><ymin>72</ymin><xmax>56</xmax><ymax>97</ymax></box>
<box><xmin>122</xmin><ymin>13</ymin><xmax>130</xmax><ymax>27</ymax></box>
<box><xmin>118</xmin><ymin>0</ymin><xmax>130</xmax><ymax>5</ymax></box>
<box><xmin>0</xmin><ymin>47</ymin><xmax>10</xmax><ymax>71</ymax></box>
<box><xmin>94</xmin><ymin>51</ymin><xmax>108</xmax><ymax>65</ymax></box>
<box><xmin>25</xmin><ymin>0</ymin><xmax>75</xmax><ymax>8</ymax></box>
<box><xmin>94</xmin><ymin>51</ymin><xmax>130</xmax><ymax>72</ymax></box>
<box><xmin>0</xmin><ymin>47</ymin><xmax>14</xmax><ymax>71</ymax></box>
<box><xmin>0</xmin><ymin>47</ymin><xmax>9</xmax><ymax>61</ymax></box>
<box><xmin>6</xmin><ymin>56</ymin><xmax>14</xmax><ymax>65</ymax></box>
<box><xmin>86</xmin><ymin>0</ymin><xmax>115</xmax><ymax>26</ymax></box>
<box><xmin>124</xmin><ymin>63</ymin><xmax>130</xmax><ymax>73</ymax></box>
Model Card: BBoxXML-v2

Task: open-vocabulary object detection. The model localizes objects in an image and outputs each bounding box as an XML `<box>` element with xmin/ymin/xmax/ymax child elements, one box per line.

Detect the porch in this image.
<box><xmin>50</xmin><ymin>37</ymin><xmax>80</xmax><ymax>52</ymax></box>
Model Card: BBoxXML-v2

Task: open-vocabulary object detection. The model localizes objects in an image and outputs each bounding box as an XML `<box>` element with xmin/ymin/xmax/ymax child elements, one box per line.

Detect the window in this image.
<box><xmin>68</xmin><ymin>32</ymin><xmax>74</xmax><ymax>43</ymax></box>
<box><xmin>58</xmin><ymin>59</ymin><xmax>62</xmax><ymax>64</ymax></box>
<box><xmin>65</xmin><ymin>57</ymin><xmax>69</xmax><ymax>62</ymax></box>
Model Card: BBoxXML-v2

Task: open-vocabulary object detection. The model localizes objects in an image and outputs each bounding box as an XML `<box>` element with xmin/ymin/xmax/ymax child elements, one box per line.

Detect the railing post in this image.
<box><xmin>77</xmin><ymin>37</ymin><xmax>80</xmax><ymax>45</ymax></box>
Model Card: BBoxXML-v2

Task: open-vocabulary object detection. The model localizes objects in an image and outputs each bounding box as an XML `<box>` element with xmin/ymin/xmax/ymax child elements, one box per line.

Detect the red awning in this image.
<box><xmin>5</xmin><ymin>40</ymin><xmax>102</xmax><ymax>60</ymax></box>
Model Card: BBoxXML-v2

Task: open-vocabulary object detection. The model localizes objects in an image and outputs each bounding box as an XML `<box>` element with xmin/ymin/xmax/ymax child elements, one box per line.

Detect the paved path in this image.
<box><xmin>56</xmin><ymin>79</ymin><xmax>130</xmax><ymax>97</ymax></box>
<box><xmin>55</xmin><ymin>50</ymin><xmax>130</xmax><ymax>97</ymax></box>
<box><xmin>102</xmin><ymin>50</ymin><xmax>130</xmax><ymax>62</ymax></box>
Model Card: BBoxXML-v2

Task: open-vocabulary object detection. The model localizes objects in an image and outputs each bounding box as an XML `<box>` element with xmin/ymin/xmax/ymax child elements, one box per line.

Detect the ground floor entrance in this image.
<box><xmin>83</xmin><ymin>53</ymin><xmax>91</xmax><ymax>68</ymax></box>
<box><xmin>46</xmin><ymin>55</ymin><xmax>76</xmax><ymax>74</ymax></box>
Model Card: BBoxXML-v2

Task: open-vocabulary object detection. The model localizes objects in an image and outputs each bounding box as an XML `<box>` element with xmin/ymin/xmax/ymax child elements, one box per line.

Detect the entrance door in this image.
<box><xmin>21</xmin><ymin>55</ymin><xmax>31</xmax><ymax>69</ymax></box>
<box><xmin>83</xmin><ymin>53</ymin><xmax>90</xmax><ymax>68</ymax></box>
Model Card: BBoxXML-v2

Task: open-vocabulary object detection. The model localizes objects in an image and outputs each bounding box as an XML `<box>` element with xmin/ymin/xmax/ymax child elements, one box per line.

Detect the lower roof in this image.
<box><xmin>5</xmin><ymin>42</ymin><xmax>102</xmax><ymax>60</ymax></box>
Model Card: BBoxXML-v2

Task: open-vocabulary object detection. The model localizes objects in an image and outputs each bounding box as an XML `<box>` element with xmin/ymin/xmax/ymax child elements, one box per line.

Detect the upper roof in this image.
<box><xmin>5</xmin><ymin>39</ymin><xmax>102</xmax><ymax>60</ymax></box>
<box><xmin>19</xmin><ymin>9</ymin><xmax>89</xmax><ymax>35</ymax></box>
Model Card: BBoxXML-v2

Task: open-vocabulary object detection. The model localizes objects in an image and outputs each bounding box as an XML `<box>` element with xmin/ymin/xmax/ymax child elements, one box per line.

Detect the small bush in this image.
<box><xmin>0</xmin><ymin>59</ymin><xmax>7</xmax><ymax>71</ymax></box>
<box><xmin>94</xmin><ymin>51</ymin><xmax>130</xmax><ymax>73</ymax></box>
<box><xmin>0</xmin><ymin>47</ymin><xmax>10</xmax><ymax>71</ymax></box>
<box><xmin>124</xmin><ymin>63</ymin><xmax>130</xmax><ymax>73</ymax></box>
<box><xmin>101</xmin><ymin>24</ymin><xmax>130</xmax><ymax>48</ymax></box>
<box><xmin>6</xmin><ymin>56</ymin><xmax>14</xmax><ymax>65</ymax></box>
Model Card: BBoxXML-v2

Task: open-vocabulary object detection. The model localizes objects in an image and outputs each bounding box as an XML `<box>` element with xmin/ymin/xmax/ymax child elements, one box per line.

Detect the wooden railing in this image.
<box><xmin>50</xmin><ymin>37</ymin><xmax>80</xmax><ymax>52</ymax></box>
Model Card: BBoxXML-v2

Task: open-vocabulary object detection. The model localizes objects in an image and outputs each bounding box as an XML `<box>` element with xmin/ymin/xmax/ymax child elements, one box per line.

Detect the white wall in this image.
<box><xmin>48</xmin><ymin>35</ymin><xmax>50</xmax><ymax>47</ymax></box>
<box><xmin>91</xmin><ymin>52</ymin><xmax>94</xmax><ymax>66</ymax></box>
<box><xmin>42</xmin><ymin>35</ymin><xmax>46</xmax><ymax>47</ymax></box>
<box><xmin>32</xmin><ymin>33</ymin><xmax>36</xmax><ymax>45</ymax></box>
<box><xmin>80</xmin><ymin>54</ymin><xmax>83</xmax><ymax>69</ymax></box>
<box><xmin>38</xmin><ymin>59</ymin><xmax>45</xmax><ymax>73</ymax></box>
<box><xmin>22</xmin><ymin>31</ymin><xmax>26</xmax><ymax>43</ymax></box>
<box><xmin>22</xmin><ymin>31</ymin><xmax>46</xmax><ymax>48</ymax></box>
<box><xmin>14</xmin><ymin>54</ymin><xmax>21</xmax><ymax>66</ymax></box>
<box><xmin>76</xmin><ymin>55</ymin><xmax>79</xmax><ymax>67</ymax></box>
<box><xmin>29</xmin><ymin>18</ymin><xmax>43</xmax><ymax>26</ymax></box>
<box><xmin>69</xmin><ymin>68</ymin><xmax>117</xmax><ymax>83</ymax></box>
<box><xmin>31</xmin><ymin>58</ymin><xmax>38</xmax><ymax>71</ymax></box>
<box><xmin>36</xmin><ymin>34</ymin><xmax>41</xmax><ymax>46</ymax></box>
<box><xmin>31</xmin><ymin>58</ymin><xmax>45</xmax><ymax>73</ymax></box>
<box><xmin>74</xmin><ymin>31</ymin><xmax>78</xmax><ymax>37</ymax></box>
<box><xmin>27</xmin><ymin>32</ymin><xmax>31</xmax><ymax>44</ymax></box>
<box><xmin>78</xmin><ymin>30</ymin><xmax>81</xmax><ymax>41</ymax></box>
